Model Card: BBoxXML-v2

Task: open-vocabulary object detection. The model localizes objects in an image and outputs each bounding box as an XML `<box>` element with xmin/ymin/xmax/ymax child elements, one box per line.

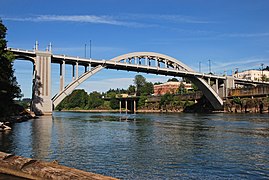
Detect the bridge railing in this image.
<box><xmin>228</xmin><ymin>86</ymin><xmax>269</xmax><ymax>97</ymax></box>
<box><xmin>7</xmin><ymin>47</ymin><xmax>35</xmax><ymax>53</ymax></box>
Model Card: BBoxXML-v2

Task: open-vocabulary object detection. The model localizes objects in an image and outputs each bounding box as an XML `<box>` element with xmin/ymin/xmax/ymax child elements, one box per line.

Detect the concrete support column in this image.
<box><xmin>76</xmin><ymin>62</ymin><xmax>79</xmax><ymax>80</ymax></box>
<box><xmin>72</xmin><ymin>64</ymin><xmax>75</xmax><ymax>81</ymax></box>
<box><xmin>222</xmin><ymin>83</ymin><xmax>225</xmax><ymax>98</ymax></box>
<box><xmin>215</xmin><ymin>79</ymin><xmax>219</xmax><ymax>94</ymax></box>
<box><xmin>31</xmin><ymin>64</ymin><xmax>36</xmax><ymax>112</ymax></box>
<box><xmin>225</xmin><ymin>76</ymin><xmax>235</xmax><ymax>98</ymax></box>
<box><xmin>89</xmin><ymin>63</ymin><xmax>91</xmax><ymax>70</ymax></box>
<box><xmin>32</xmin><ymin>51</ymin><xmax>52</xmax><ymax>115</ymax></box>
<box><xmin>131</xmin><ymin>100</ymin><xmax>133</xmax><ymax>113</ymax></box>
<box><xmin>208</xmin><ymin>78</ymin><xmax>211</xmax><ymax>86</ymax></box>
<box><xmin>62</xmin><ymin>60</ymin><xmax>65</xmax><ymax>89</ymax></box>
<box><xmin>135</xmin><ymin>57</ymin><xmax>137</xmax><ymax>65</ymax></box>
<box><xmin>59</xmin><ymin>60</ymin><xmax>65</xmax><ymax>92</ymax></box>
<box><xmin>60</xmin><ymin>64</ymin><xmax>63</xmax><ymax>91</ymax></box>
<box><xmin>125</xmin><ymin>100</ymin><xmax>128</xmax><ymax>113</ymax></box>
<box><xmin>119</xmin><ymin>100</ymin><xmax>122</xmax><ymax>113</ymax></box>
<box><xmin>165</xmin><ymin>59</ymin><xmax>167</xmax><ymax>68</ymax></box>
<box><xmin>134</xmin><ymin>100</ymin><xmax>136</xmax><ymax>113</ymax></box>
<box><xmin>155</xmin><ymin>58</ymin><xmax>158</xmax><ymax>67</ymax></box>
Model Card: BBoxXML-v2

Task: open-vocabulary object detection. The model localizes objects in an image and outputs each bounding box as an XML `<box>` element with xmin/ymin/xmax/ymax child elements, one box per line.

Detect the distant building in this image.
<box><xmin>233</xmin><ymin>70</ymin><xmax>269</xmax><ymax>81</ymax></box>
<box><xmin>154</xmin><ymin>81</ymin><xmax>193</xmax><ymax>95</ymax></box>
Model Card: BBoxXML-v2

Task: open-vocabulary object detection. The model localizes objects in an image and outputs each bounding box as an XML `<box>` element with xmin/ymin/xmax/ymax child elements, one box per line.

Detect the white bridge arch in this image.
<box><xmin>52</xmin><ymin>52</ymin><xmax>224</xmax><ymax>110</ymax></box>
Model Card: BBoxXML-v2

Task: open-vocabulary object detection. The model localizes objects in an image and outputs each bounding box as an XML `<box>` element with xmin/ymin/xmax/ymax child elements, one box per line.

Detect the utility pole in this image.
<box><xmin>84</xmin><ymin>44</ymin><xmax>87</xmax><ymax>58</ymax></box>
<box><xmin>208</xmin><ymin>59</ymin><xmax>211</xmax><ymax>74</ymax></box>
<box><xmin>90</xmin><ymin>40</ymin><xmax>92</xmax><ymax>59</ymax></box>
<box><xmin>49</xmin><ymin>42</ymin><xmax>52</xmax><ymax>52</ymax></box>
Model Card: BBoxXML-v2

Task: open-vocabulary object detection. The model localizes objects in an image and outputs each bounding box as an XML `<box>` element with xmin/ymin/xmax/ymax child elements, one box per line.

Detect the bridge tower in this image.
<box><xmin>31</xmin><ymin>43</ymin><xmax>52</xmax><ymax>115</ymax></box>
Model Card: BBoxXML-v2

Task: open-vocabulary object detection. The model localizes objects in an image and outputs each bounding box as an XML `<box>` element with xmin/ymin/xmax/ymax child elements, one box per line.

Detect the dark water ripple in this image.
<box><xmin>1</xmin><ymin>112</ymin><xmax>269</xmax><ymax>179</ymax></box>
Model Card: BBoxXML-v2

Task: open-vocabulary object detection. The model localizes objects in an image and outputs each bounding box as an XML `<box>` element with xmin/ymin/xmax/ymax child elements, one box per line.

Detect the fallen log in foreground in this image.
<box><xmin>0</xmin><ymin>151</ymin><xmax>118</xmax><ymax>180</ymax></box>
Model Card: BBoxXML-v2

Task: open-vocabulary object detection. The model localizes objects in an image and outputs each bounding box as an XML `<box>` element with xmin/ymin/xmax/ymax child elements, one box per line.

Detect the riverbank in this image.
<box><xmin>59</xmin><ymin>109</ymin><xmax>184</xmax><ymax>113</ymax></box>
<box><xmin>0</xmin><ymin>110</ymin><xmax>36</xmax><ymax>132</ymax></box>
<box><xmin>59</xmin><ymin>108</ymin><xmax>269</xmax><ymax>114</ymax></box>
<box><xmin>0</xmin><ymin>151</ymin><xmax>118</xmax><ymax>180</ymax></box>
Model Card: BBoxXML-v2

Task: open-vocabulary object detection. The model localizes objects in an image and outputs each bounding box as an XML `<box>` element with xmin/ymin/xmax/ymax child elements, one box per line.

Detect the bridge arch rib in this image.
<box><xmin>52</xmin><ymin>52</ymin><xmax>223</xmax><ymax>110</ymax></box>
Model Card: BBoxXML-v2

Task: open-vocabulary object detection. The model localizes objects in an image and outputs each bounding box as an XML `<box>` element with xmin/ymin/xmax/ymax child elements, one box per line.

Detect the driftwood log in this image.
<box><xmin>0</xmin><ymin>151</ymin><xmax>118</xmax><ymax>180</ymax></box>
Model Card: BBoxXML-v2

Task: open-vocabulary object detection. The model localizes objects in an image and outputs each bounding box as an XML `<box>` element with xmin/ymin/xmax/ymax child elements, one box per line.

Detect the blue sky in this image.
<box><xmin>1</xmin><ymin>0</ymin><xmax>269</xmax><ymax>98</ymax></box>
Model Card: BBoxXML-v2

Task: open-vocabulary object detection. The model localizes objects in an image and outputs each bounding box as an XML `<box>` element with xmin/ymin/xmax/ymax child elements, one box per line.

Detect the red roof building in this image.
<box><xmin>154</xmin><ymin>82</ymin><xmax>193</xmax><ymax>95</ymax></box>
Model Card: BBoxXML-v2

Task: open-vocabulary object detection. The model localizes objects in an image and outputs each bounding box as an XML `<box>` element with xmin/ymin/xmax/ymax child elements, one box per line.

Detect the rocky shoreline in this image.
<box><xmin>0</xmin><ymin>110</ymin><xmax>36</xmax><ymax>132</ymax></box>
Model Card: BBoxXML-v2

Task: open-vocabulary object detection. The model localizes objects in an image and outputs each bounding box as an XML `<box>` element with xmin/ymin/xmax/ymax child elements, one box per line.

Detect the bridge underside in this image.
<box><xmin>188</xmin><ymin>77</ymin><xmax>223</xmax><ymax>110</ymax></box>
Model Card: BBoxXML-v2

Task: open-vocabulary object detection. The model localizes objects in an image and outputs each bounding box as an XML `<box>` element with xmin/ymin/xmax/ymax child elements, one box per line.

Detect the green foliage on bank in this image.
<box><xmin>0</xmin><ymin>20</ymin><xmax>22</xmax><ymax>120</ymax></box>
<box><xmin>55</xmin><ymin>74</ymin><xmax>197</xmax><ymax>111</ymax></box>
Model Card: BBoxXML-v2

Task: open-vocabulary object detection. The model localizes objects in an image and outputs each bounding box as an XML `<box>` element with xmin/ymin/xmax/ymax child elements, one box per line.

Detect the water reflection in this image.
<box><xmin>0</xmin><ymin>112</ymin><xmax>269</xmax><ymax>179</ymax></box>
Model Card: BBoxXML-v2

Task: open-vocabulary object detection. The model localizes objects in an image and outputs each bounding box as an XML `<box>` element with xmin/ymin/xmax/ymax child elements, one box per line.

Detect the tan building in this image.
<box><xmin>234</xmin><ymin>70</ymin><xmax>269</xmax><ymax>81</ymax></box>
<box><xmin>154</xmin><ymin>81</ymin><xmax>193</xmax><ymax>95</ymax></box>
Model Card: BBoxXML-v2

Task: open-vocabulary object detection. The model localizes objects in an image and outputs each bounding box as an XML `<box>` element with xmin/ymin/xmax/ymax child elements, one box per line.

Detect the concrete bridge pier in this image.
<box><xmin>224</xmin><ymin>76</ymin><xmax>235</xmax><ymax>98</ymax></box>
<box><xmin>31</xmin><ymin>51</ymin><xmax>52</xmax><ymax>115</ymax></box>
<box><xmin>119</xmin><ymin>98</ymin><xmax>137</xmax><ymax>114</ymax></box>
<box><xmin>59</xmin><ymin>60</ymin><xmax>65</xmax><ymax>92</ymax></box>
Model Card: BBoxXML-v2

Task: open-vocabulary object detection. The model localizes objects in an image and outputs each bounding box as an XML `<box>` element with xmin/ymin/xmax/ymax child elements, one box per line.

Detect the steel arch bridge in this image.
<box><xmin>9</xmin><ymin>46</ymin><xmax>268</xmax><ymax>115</ymax></box>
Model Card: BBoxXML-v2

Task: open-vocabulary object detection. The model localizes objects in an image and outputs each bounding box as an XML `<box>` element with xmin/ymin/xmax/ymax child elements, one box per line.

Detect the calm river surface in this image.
<box><xmin>1</xmin><ymin>112</ymin><xmax>269</xmax><ymax>179</ymax></box>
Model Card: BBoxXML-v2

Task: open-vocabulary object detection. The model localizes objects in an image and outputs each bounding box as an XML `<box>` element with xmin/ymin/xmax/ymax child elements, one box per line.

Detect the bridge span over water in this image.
<box><xmin>7</xmin><ymin>46</ymin><xmax>269</xmax><ymax>115</ymax></box>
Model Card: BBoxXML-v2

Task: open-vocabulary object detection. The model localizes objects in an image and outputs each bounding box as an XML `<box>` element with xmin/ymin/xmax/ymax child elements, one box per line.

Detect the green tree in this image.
<box><xmin>138</xmin><ymin>95</ymin><xmax>147</xmax><ymax>108</ymax></box>
<box><xmin>110</xmin><ymin>95</ymin><xmax>119</xmax><ymax>109</ymax></box>
<box><xmin>167</xmin><ymin>78</ymin><xmax>179</xmax><ymax>82</ymax></box>
<box><xmin>178</xmin><ymin>82</ymin><xmax>187</xmax><ymax>94</ymax></box>
<box><xmin>134</xmin><ymin>74</ymin><xmax>146</xmax><ymax>95</ymax></box>
<box><xmin>182</xmin><ymin>77</ymin><xmax>191</xmax><ymax>83</ymax></box>
<box><xmin>154</xmin><ymin>82</ymin><xmax>162</xmax><ymax>85</ymax></box>
<box><xmin>127</xmin><ymin>85</ymin><xmax>136</xmax><ymax>95</ymax></box>
<box><xmin>56</xmin><ymin>89</ymin><xmax>88</xmax><ymax>110</ymax></box>
<box><xmin>232</xmin><ymin>97</ymin><xmax>243</xmax><ymax>112</ymax></box>
<box><xmin>191</xmin><ymin>83</ymin><xmax>199</xmax><ymax>91</ymax></box>
<box><xmin>141</xmin><ymin>82</ymin><xmax>154</xmax><ymax>95</ymax></box>
<box><xmin>0</xmin><ymin>20</ymin><xmax>21</xmax><ymax>120</ymax></box>
<box><xmin>134</xmin><ymin>75</ymin><xmax>153</xmax><ymax>96</ymax></box>
<box><xmin>160</xmin><ymin>93</ymin><xmax>174</xmax><ymax>109</ymax></box>
<box><xmin>87</xmin><ymin>91</ymin><xmax>104</xmax><ymax>109</ymax></box>
<box><xmin>261</xmin><ymin>74</ymin><xmax>267</xmax><ymax>82</ymax></box>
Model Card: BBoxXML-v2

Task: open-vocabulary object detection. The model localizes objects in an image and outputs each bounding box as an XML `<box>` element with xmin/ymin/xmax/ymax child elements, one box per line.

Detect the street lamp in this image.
<box><xmin>199</xmin><ymin>61</ymin><xmax>201</xmax><ymax>73</ymax></box>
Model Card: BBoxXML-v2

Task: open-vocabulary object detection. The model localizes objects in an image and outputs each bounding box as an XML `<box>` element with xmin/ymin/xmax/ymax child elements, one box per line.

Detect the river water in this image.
<box><xmin>0</xmin><ymin>112</ymin><xmax>269</xmax><ymax>179</ymax></box>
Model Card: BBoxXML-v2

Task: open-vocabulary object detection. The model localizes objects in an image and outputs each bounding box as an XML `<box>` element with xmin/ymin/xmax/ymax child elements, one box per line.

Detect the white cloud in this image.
<box><xmin>211</xmin><ymin>57</ymin><xmax>268</xmax><ymax>74</ymax></box>
<box><xmin>3</xmin><ymin>13</ymin><xmax>214</xmax><ymax>28</ymax></box>
<box><xmin>121</xmin><ymin>14</ymin><xmax>214</xmax><ymax>24</ymax></box>
<box><xmin>3</xmin><ymin>15</ymin><xmax>147</xmax><ymax>27</ymax></box>
<box><xmin>221</xmin><ymin>32</ymin><xmax>269</xmax><ymax>38</ymax></box>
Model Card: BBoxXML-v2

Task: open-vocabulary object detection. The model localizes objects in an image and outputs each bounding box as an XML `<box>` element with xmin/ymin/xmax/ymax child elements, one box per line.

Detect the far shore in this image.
<box><xmin>58</xmin><ymin>109</ymin><xmax>226</xmax><ymax>113</ymax></box>
<box><xmin>57</xmin><ymin>108</ymin><xmax>268</xmax><ymax>114</ymax></box>
<box><xmin>58</xmin><ymin>109</ymin><xmax>183</xmax><ymax>113</ymax></box>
